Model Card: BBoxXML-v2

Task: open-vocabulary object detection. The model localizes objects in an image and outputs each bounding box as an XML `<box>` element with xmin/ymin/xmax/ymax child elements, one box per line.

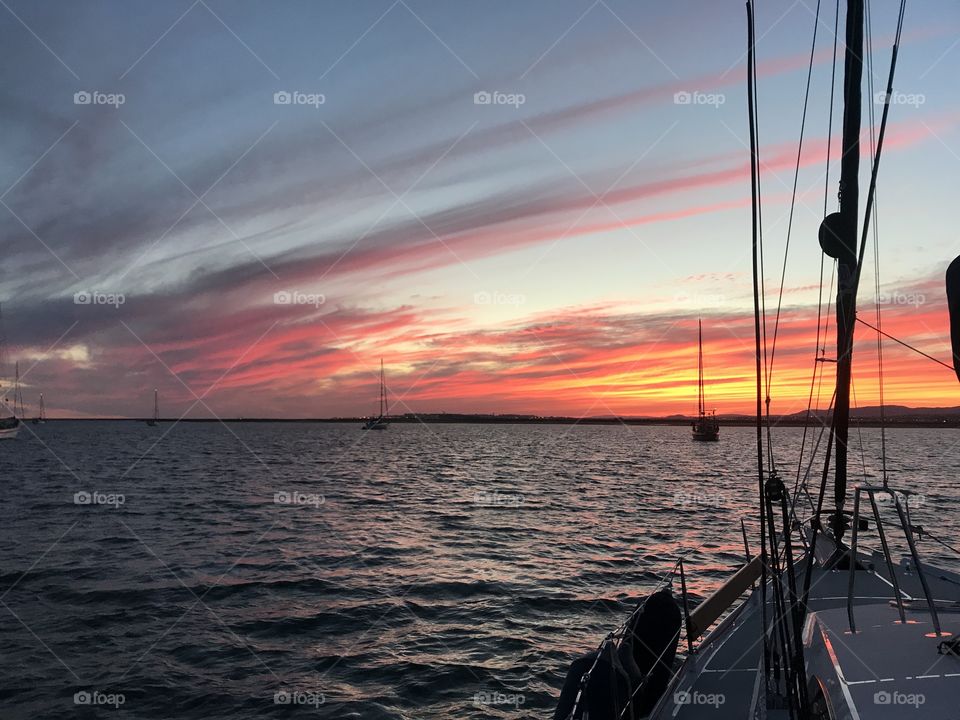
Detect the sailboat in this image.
<box><xmin>691</xmin><ymin>320</ymin><xmax>719</xmax><ymax>441</ymax></box>
<box><xmin>0</xmin><ymin>412</ymin><xmax>18</xmax><ymax>439</ymax></box>
<box><xmin>0</xmin><ymin>306</ymin><xmax>18</xmax><ymax>439</ymax></box>
<box><xmin>555</xmin><ymin>2</ymin><xmax>960</xmax><ymax>718</ymax></box>
<box><xmin>361</xmin><ymin>360</ymin><xmax>389</xmax><ymax>430</ymax></box>
<box><xmin>1</xmin><ymin>361</ymin><xmax>23</xmax><ymax>439</ymax></box>
<box><xmin>31</xmin><ymin>392</ymin><xmax>46</xmax><ymax>424</ymax></box>
<box><xmin>0</xmin><ymin>377</ymin><xmax>19</xmax><ymax>438</ymax></box>
<box><xmin>0</xmin><ymin>406</ymin><xmax>18</xmax><ymax>438</ymax></box>
<box><xmin>145</xmin><ymin>388</ymin><xmax>159</xmax><ymax>426</ymax></box>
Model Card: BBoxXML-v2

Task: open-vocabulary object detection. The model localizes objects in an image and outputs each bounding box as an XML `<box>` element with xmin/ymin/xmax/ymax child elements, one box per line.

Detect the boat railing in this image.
<box><xmin>561</xmin><ymin>566</ymin><xmax>678</xmax><ymax>720</ymax></box>
<box><xmin>680</xmin><ymin>554</ymin><xmax>763</xmax><ymax>646</ymax></box>
<box><xmin>847</xmin><ymin>484</ymin><xmax>942</xmax><ymax>635</ymax></box>
<box><xmin>562</xmin><ymin>546</ymin><xmax>763</xmax><ymax>720</ymax></box>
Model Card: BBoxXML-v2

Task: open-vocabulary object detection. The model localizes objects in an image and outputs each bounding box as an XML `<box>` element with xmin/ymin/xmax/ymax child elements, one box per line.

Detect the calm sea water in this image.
<box><xmin>1</xmin><ymin>422</ymin><xmax>958</xmax><ymax>718</ymax></box>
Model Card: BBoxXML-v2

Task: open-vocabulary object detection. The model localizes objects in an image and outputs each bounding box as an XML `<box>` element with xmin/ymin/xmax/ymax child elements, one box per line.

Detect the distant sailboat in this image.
<box><xmin>362</xmin><ymin>360</ymin><xmax>389</xmax><ymax>430</ymax></box>
<box><xmin>0</xmin><ymin>306</ymin><xmax>19</xmax><ymax>439</ymax></box>
<box><xmin>691</xmin><ymin>319</ymin><xmax>719</xmax><ymax>441</ymax></box>
<box><xmin>0</xmin><ymin>411</ymin><xmax>18</xmax><ymax>439</ymax></box>
<box><xmin>145</xmin><ymin>388</ymin><xmax>159</xmax><ymax>426</ymax></box>
<box><xmin>32</xmin><ymin>392</ymin><xmax>45</xmax><ymax>424</ymax></box>
<box><xmin>0</xmin><ymin>360</ymin><xmax>22</xmax><ymax>440</ymax></box>
<box><xmin>13</xmin><ymin>362</ymin><xmax>25</xmax><ymax>418</ymax></box>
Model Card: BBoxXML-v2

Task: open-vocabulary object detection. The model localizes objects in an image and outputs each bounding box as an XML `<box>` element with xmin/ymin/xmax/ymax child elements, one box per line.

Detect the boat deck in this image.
<box><xmin>652</xmin><ymin>557</ymin><xmax>960</xmax><ymax>720</ymax></box>
<box><xmin>816</xmin><ymin>603</ymin><xmax>960</xmax><ymax>720</ymax></box>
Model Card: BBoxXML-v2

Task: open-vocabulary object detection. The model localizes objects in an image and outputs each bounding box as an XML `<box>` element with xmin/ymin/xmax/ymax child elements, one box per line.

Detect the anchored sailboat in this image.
<box><xmin>0</xmin><ymin>362</ymin><xmax>20</xmax><ymax>439</ymax></box>
<box><xmin>0</xmin><ymin>306</ymin><xmax>19</xmax><ymax>439</ymax></box>
<box><xmin>145</xmin><ymin>388</ymin><xmax>159</xmax><ymax>427</ymax></box>
<box><xmin>691</xmin><ymin>320</ymin><xmax>719</xmax><ymax>441</ymax></box>
<box><xmin>555</xmin><ymin>2</ymin><xmax>960</xmax><ymax>718</ymax></box>
<box><xmin>0</xmin><ymin>413</ymin><xmax>18</xmax><ymax>439</ymax></box>
<box><xmin>362</xmin><ymin>360</ymin><xmax>389</xmax><ymax>430</ymax></box>
<box><xmin>31</xmin><ymin>393</ymin><xmax>45</xmax><ymax>424</ymax></box>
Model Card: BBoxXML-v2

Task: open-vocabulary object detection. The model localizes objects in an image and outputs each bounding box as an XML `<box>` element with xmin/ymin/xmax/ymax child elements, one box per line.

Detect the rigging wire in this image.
<box><xmin>854</xmin><ymin>0</ymin><xmax>908</xmax><ymax>287</ymax></box>
<box><xmin>823</xmin><ymin>0</ymin><xmax>841</xmax><ymax>217</ymax></box>
<box><xmin>817</xmin><ymin>271</ymin><xmax>837</xmax><ymax>388</ymax></box>
<box><xmin>850</xmin><ymin>377</ymin><xmax>870</xmax><ymax>484</ymax></box>
<box><xmin>769</xmin><ymin>0</ymin><xmax>822</xmax><ymax>381</ymax></box>
<box><xmin>926</xmin><ymin>531</ymin><xmax>960</xmax><ymax>559</ymax></box>
<box><xmin>794</xmin><ymin>0</ymin><xmax>840</xmax><ymax>501</ymax></box>
<box><xmin>745</xmin><ymin>0</ymin><xmax>771</xmax><ymax>696</ymax></box>
<box><xmin>751</xmin><ymin>9</ymin><xmax>776</xmax><ymax>474</ymax></box>
<box><xmin>787</xmin><ymin>392</ymin><xmax>837</xmax><ymax>540</ymax></box>
<box><xmin>860</xmin><ymin>0</ymin><xmax>880</xmax><ymax>488</ymax></box>
<box><xmin>794</xmin><ymin>391</ymin><xmax>838</xmax><ymax>519</ymax></box>
<box><xmin>865</xmin><ymin>0</ymin><xmax>890</xmax><ymax>486</ymax></box>
<box><xmin>856</xmin><ymin>316</ymin><xmax>956</xmax><ymax>374</ymax></box>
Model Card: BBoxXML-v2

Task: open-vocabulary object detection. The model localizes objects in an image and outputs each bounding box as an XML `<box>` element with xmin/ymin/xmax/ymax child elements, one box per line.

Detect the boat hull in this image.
<box><xmin>691</xmin><ymin>430</ymin><xmax>719</xmax><ymax>441</ymax></box>
<box><xmin>0</xmin><ymin>418</ymin><xmax>21</xmax><ymax>439</ymax></box>
<box><xmin>691</xmin><ymin>422</ymin><xmax>719</xmax><ymax>441</ymax></box>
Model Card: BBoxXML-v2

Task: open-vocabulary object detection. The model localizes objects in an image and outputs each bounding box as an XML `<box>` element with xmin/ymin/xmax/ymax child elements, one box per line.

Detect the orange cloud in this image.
<box><xmin>106</xmin><ymin>281</ymin><xmax>953</xmax><ymax>419</ymax></box>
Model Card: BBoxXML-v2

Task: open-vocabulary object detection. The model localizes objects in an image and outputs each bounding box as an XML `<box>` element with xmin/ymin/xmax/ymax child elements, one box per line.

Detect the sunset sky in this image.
<box><xmin>1</xmin><ymin>0</ymin><xmax>959</xmax><ymax>419</ymax></box>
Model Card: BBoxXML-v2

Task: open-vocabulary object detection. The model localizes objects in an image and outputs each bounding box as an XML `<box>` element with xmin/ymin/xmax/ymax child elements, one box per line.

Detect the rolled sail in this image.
<box><xmin>948</xmin><ymin>255</ymin><xmax>960</xmax><ymax>382</ymax></box>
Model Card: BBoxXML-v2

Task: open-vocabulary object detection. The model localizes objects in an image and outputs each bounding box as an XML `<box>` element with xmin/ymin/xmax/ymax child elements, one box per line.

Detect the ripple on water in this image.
<box><xmin>1</xmin><ymin>422</ymin><xmax>958</xmax><ymax>719</ymax></box>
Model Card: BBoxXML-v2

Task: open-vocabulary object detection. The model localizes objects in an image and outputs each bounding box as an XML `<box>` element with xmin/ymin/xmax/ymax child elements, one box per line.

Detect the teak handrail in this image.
<box><xmin>686</xmin><ymin>556</ymin><xmax>762</xmax><ymax>642</ymax></box>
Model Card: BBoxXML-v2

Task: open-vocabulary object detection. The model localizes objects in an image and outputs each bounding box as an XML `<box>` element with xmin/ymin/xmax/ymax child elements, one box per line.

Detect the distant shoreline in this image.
<box><xmin>32</xmin><ymin>414</ymin><xmax>960</xmax><ymax>428</ymax></box>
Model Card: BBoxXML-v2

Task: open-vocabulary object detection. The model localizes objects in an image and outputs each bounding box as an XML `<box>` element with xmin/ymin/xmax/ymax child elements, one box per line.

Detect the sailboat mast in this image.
<box><xmin>14</xmin><ymin>361</ymin><xmax>22</xmax><ymax>417</ymax></box>
<box><xmin>379</xmin><ymin>359</ymin><xmax>385</xmax><ymax>418</ymax></box>
<box><xmin>154</xmin><ymin>388</ymin><xmax>159</xmax><ymax>422</ymax></box>
<box><xmin>698</xmin><ymin>319</ymin><xmax>704</xmax><ymax>416</ymax></box>
<box><xmin>831</xmin><ymin>0</ymin><xmax>865</xmax><ymax>541</ymax></box>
